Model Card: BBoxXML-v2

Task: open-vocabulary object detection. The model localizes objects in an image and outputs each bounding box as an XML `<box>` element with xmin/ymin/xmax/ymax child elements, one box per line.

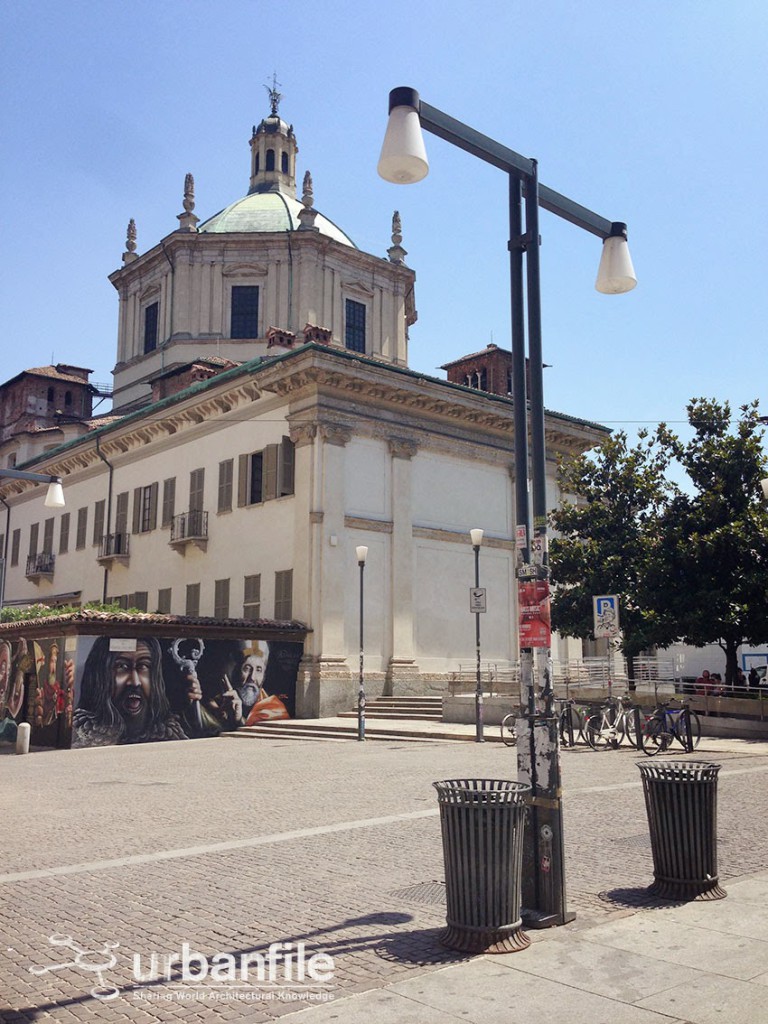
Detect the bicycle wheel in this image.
<box><xmin>673</xmin><ymin>709</ymin><xmax>701</xmax><ymax>750</ymax></box>
<box><xmin>642</xmin><ymin>714</ymin><xmax>671</xmax><ymax>756</ymax></box>
<box><xmin>500</xmin><ymin>713</ymin><xmax>517</xmax><ymax>747</ymax></box>
<box><xmin>559</xmin><ymin>705</ymin><xmax>583</xmax><ymax>747</ymax></box>
<box><xmin>585</xmin><ymin>713</ymin><xmax>610</xmax><ymax>750</ymax></box>
<box><xmin>620</xmin><ymin>708</ymin><xmax>646</xmax><ymax>749</ymax></box>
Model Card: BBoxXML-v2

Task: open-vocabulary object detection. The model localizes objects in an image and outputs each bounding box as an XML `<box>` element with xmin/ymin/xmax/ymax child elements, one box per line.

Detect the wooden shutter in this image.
<box><xmin>280</xmin><ymin>436</ymin><xmax>295</xmax><ymax>496</ymax></box>
<box><xmin>148</xmin><ymin>482</ymin><xmax>159</xmax><ymax>531</ymax></box>
<box><xmin>237</xmin><ymin>454</ymin><xmax>249</xmax><ymax>507</ymax></box>
<box><xmin>263</xmin><ymin>444</ymin><xmax>279</xmax><ymax>501</ymax></box>
<box><xmin>132</xmin><ymin>488</ymin><xmax>142</xmax><ymax>534</ymax></box>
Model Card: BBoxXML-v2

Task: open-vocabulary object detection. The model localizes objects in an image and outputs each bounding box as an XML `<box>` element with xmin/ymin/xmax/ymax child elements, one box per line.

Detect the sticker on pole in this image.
<box><xmin>593</xmin><ymin>595</ymin><xmax>620</xmax><ymax>638</ymax></box>
<box><xmin>470</xmin><ymin>588</ymin><xmax>487</xmax><ymax>613</ymax></box>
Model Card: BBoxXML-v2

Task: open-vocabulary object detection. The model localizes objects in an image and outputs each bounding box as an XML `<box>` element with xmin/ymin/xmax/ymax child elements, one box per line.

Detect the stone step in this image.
<box><xmin>337</xmin><ymin>710</ymin><xmax>442</xmax><ymax>721</ymax></box>
<box><xmin>222</xmin><ymin>724</ymin><xmax>450</xmax><ymax>743</ymax></box>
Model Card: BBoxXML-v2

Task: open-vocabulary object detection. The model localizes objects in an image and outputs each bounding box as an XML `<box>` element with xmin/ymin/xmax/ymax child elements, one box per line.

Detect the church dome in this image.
<box><xmin>198</xmin><ymin>191</ymin><xmax>356</xmax><ymax>248</ymax></box>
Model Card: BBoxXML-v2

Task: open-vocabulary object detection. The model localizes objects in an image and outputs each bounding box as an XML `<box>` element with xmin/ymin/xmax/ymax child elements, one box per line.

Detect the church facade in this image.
<box><xmin>0</xmin><ymin>95</ymin><xmax>607</xmax><ymax>717</ymax></box>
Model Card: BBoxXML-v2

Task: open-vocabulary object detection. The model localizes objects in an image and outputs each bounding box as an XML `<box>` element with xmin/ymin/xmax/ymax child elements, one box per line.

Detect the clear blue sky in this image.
<box><xmin>1</xmin><ymin>1</ymin><xmax>766</xmax><ymax>436</ymax></box>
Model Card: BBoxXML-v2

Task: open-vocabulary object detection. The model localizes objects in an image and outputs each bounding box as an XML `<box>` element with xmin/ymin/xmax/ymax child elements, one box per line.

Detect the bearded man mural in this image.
<box><xmin>73</xmin><ymin>637</ymin><xmax>189</xmax><ymax>746</ymax></box>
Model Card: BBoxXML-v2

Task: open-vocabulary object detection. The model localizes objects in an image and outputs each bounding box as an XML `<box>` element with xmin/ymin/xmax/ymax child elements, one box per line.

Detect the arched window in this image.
<box><xmin>266</xmin><ymin>149</ymin><xmax>275</xmax><ymax>171</ymax></box>
<box><xmin>281</xmin><ymin>151</ymin><xmax>288</xmax><ymax>174</ymax></box>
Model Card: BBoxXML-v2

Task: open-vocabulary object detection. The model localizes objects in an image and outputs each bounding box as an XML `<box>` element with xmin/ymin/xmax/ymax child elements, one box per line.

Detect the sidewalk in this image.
<box><xmin>275</xmin><ymin>870</ymin><xmax>768</xmax><ymax>1024</ymax></box>
<box><xmin>2</xmin><ymin>734</ymin><xmax>767</xmax><ymax>1023</ymax></box>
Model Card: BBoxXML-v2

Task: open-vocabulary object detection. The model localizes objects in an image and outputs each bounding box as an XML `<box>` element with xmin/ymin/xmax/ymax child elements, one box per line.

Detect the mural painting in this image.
<box><xmin>70</xmin><ymin>636</ymin><xmax>302</xmax><ymax>748</ymax></box>
<box><xmin>0</xmin><ymin>636</ymin><xmax>74</xmax><ymax>747</ymax></box>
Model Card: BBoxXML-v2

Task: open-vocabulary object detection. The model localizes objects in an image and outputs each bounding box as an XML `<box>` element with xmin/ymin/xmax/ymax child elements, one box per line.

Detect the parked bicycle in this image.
<box><xmin>584</xmin><ymin>694</ymin><xmax>646</xmax><ymax>750</ymax></box>
<box><xmin>641</xmin><ymin>700</ymin><xmax>701</xmax><ymax>756</ymax></box>
<box><xmin>500</xmin><ymin>713</ymin><xmax>517</xmax><ymax>746</ymax></box>
<box><xmin>555</xmin><ymin>697</ymin><xmax>585</xmax><ymax>747</ymax></box>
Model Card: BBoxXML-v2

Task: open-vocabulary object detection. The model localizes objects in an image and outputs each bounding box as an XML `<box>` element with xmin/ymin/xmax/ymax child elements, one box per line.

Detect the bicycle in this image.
<box><xmin>500</xmin><ymin>713</ymin><xmax>517</xmax><ymax>746</ymax></box>
<box><xmin>555</xmin><ymin>697</ymin><xmax>585</xmax><ymax>747</ymax></box>
<box><xmin>584</xmin><ymin>694</ymin><xmax>645</xmax><ymax>750</ymax></box>
<box><xmin>642</xmin><ymin>700</ymin><xmax>701</xmax><ymax>756</ymax></box>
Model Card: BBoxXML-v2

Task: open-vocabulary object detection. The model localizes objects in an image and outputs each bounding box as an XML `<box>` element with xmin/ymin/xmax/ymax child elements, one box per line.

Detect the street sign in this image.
<box><xmin>515</xmin><ymin>525</ymin><xmax>527</xmax><ymax>549</ymax></box>
<box><xmin>469</xmin><ymin>587</ymin><xmax>487</xmax><ymax>613</ymax></box>
<box><xmin>516</xmin><ymin>563</ymin><xmax>549</xmax><ymax>581</ymax></box>
<box><xmin>593</xmin><ymin>595</ymin><xmax>620</xmax><ymax>638</ymax></box>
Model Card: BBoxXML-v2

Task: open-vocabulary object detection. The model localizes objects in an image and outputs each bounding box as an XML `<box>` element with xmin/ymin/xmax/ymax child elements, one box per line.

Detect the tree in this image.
<box><xmin>549</xmin><ymin>428</ymin><xmax>675</xmax><ymax>682</ymax></box>
<box><xmin>549</xmin><ymin>398</ymin><xmax>768</xmax><ymax>689</ymax></box>
<box><xmin>651</xmin><ymin>399</ymin><xmax>768</xmax><ymax>687</ymax></box>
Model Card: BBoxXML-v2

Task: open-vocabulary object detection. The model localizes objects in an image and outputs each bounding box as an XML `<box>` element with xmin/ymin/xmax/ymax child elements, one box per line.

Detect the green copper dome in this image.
<box><xmin>198</xmin><ymin>191</ymin><xmax>356</xmax><ymax>248</ymax></box>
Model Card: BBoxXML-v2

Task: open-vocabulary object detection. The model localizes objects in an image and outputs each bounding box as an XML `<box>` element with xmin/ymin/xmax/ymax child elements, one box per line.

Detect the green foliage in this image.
<box><xmin>549</xmin><ymin>398</ymin><xmax>768</xmax><ymax>684</ymax></box>
<box><xmin>0</xmin><ymin>601</ymin><xmax>141</xmax><ymax>624</ymax></box>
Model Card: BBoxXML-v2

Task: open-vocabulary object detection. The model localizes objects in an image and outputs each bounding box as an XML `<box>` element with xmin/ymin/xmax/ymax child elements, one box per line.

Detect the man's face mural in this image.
<box><xmin>111</xmin><ymin>641</ymin><xmax>153</xmax><ymax>735</ymax></box>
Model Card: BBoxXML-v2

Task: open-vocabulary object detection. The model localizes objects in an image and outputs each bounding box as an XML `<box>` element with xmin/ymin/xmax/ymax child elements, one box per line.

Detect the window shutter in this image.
<box><xmin>29</xmin><ymin>523</ymin><xmax>39</xmax><ymax>558</ymax></box>
<box><xmin>132</xmin><ymin>488</ymin><xmax>142</xmax><ymax>534</ymax></box>
<box><xmin>148</xmin><ymin>482</ymin><xmax>159</xmax><ymax>531</ymax></box>
<box><xmin>162</xmin><ymin>478</ymin><xmax>176</xmax><ymax>527</ymax></box>
<box><xmin>263</xmin><ymin>444</ymin><xmax>279</xmax><ymax>501</ymax></box>
<box><xmin>43</xmin><ymin>518</ymin><xmax>54</xmax><ymax>555</ymax></box>
<box><xmin>237</xmin><ymin>454</ymin><xmax>249</xmax><ymax>507</ymax></box>
<box><xmin>190</xmin><ymin>468</ymin><xmax>205</xmax><ymax>512</ymax></box>
<box><xmin>280</xmin><ymin>436</ymin><xmax>295</xmax><ymax>496</ymax></box>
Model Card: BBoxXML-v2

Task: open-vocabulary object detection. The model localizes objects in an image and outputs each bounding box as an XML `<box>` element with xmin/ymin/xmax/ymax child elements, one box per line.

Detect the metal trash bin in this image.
<box><xmin>433</xmin><ymin>778</ymin><xmax>530</xmax><ymax>953</ymax></box>
<box><xmin>638</xmin><ymin>760</ymin><xmax>726</xmax><ymax>901</ymax></box>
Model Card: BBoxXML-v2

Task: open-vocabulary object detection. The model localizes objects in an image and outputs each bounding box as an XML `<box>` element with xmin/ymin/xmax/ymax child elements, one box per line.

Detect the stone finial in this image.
<box><xmin>387</xmin><ymin>210</ymin><xmax>407</xmax><ymax>265</ymax></box>
<box><xmin>183</xmin><ymin>173</ymin><xmax>195</xmax><ymax>213</ymax></box>
<box><xmin>122</xmin><ymin>218</ymin><xmax>138</xmax><ymax>264</ymax></box>
<box><xmin>301</xmin><ymin>170</ymin><xmax>314</xmax><ymax>208</ymax></box>
<box><xmin>298</xmin><ymin>169</ymin><xmax>319</xmax><ymax>232</ymax></box>
<box><xmin>177</xmin><ymin>172</ymin><xmax>199</xmax><ymax>232</ymax></box>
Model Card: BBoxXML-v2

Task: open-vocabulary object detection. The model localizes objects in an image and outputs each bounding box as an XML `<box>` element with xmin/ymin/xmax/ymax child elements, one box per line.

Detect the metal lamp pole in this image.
<box><xmin>470</xmin><ymin>528</ymin><xmax>485</xmax><ymax>742</ymax></box>
<box><xmin>356</xmin><ymin>545</ymin><xmax>368</xmax><ymax>741</ymax></box>
<box><xmin>378</xmin><ymin>87</ymin><xmax>636</xmax><ymax>927</ymax></box>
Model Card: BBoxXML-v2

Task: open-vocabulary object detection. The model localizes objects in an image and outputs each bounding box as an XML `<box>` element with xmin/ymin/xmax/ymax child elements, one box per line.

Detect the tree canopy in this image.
<box><xmin>549</xmin><ymin>399</ymin><xmax>768</xmax><ymax>685</ymax></box>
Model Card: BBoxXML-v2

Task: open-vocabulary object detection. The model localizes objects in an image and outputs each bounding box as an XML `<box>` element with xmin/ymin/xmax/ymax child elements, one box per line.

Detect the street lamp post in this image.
<box><xmin>0</xmin><ymin>469</ymin><xmax>65</xmax><ymax>612</ymax></box>
<box><xmin>470</xmin><ymin>528</ymin><xmax>485</xmax><ymax>742</ymax></box>
<box><xmin>356</xmin><ymin>545</ymin><xmax>368</xmax><ymax>742</ymax></box>
<box><xmin>378</xmin><ymin>87</ymin><xmax>635</xmax><ymax>927</ymax></box>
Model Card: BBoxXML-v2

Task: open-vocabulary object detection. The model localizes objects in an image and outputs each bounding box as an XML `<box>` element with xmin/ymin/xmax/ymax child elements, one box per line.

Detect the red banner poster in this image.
<box><xmin>518</xmin><ymin>578</ymin><xmax>552</xmax><ymax>649</ymax></box>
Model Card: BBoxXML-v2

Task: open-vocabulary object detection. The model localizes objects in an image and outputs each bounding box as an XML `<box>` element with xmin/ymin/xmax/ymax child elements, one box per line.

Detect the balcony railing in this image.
<box><xmin>170</xmin><ymin>510</ymin><xmax>208</xmax><ymax>553</ymax></box>
<box><xmin>97</xmin><ymin>532</ymin><xmax>130</xmax><ymax>565</ymax></box>
<box><xmin>26</xmin><ymin>552</ymin><xmax>55</xmax><ymax>580</ymax></box>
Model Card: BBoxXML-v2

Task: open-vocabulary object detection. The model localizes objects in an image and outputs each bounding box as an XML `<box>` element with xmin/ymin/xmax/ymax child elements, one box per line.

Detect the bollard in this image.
<box><xmin>16</xmin><ymin>722</ymin><xmax>31</xmax><ymax>755</ymax></box>
<box><xmin>433</xmin><ymin>778</ymin><xmax>530</xmax><ymax>953</ymax></box>
<box><xmin>638</xmin><ymin>760</ymin><xmax>726</xmax><ymax>900</ymax></box>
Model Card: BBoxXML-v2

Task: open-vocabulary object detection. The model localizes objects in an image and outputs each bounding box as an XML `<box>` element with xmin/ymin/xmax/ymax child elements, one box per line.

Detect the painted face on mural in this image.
<box><xmin>240</xmin><ymin>654</ymin><xmax>265</xmax><ymax>688</ymax></box>
<box><xmin>0</xmin><ymin>642</ymin><xmax>10</xmax><ymax>708</ymax></box>
<box><xmin>111</xmin><ymin>642</ymin><xmax>153</xmax><ymax>731</ymax></box>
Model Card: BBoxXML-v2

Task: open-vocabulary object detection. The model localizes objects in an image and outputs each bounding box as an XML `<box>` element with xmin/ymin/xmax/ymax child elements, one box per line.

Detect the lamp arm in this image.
<box><xmin>0</xmin><ymin>468</ymin><xmax>60</xmax><ymax>485</ymax></box>
<box><xmin>417</xmin><ymin>100</ymin><xmax>614</xmax><ymax>239</ymax></box>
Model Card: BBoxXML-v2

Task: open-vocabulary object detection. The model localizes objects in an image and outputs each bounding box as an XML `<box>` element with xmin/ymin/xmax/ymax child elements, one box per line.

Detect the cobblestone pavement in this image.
<box><xmin>1</xmin><ymin>735</ymin><xmax>767</xmax><ymax>1022</ymax></box>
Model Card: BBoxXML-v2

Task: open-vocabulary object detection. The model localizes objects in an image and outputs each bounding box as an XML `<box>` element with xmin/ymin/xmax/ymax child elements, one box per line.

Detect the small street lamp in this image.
<box><xmin>0</xmin><ymin>469</ymin><xmax>65</xmax><ymax>612</ymax></box>
<box><xmin>356</xmin><ymin>545</ymin><xmax>368</xmax><ymax>742</ymax></box>
<box><xmin>470</xmin><ymin>529</ymin><xmax>485</xmax><ymax>742</ymax></box>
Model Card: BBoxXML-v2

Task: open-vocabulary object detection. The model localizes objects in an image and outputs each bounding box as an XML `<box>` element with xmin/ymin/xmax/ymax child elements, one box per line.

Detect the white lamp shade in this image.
<box><xmin>470</xmin><ymin>528</ymin><xmax>484</xmax><ymax>547</ymax></box>
<box><xmin>377</xmin><ymin>105</ymin><xmax>429</xmax><ymax>184</ymax></box>
<box><xmin>761</xmin><ymin>478</ymin><xmax>768</xmax><ymax>502</ymax></box>
<box><xmin>44</xmin><ymin>480</ymin><xmax>65</xmax><ymax>508</ymax></box>
<box><xmin>356</xmin><ymin>545</ymin><xmax>369</xmax><ymax>564</ymax></box>
<box><xmin>595</xmin><ymin>234</ymin><xmax>637</xmax><ymax>294</ymax></box>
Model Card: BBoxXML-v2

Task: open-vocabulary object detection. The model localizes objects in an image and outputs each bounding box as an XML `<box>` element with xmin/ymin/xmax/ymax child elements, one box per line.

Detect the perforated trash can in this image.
<box><xmin>638</xmin><ymin>760</ymin><xmax>726</xmax><ymax>901</ymax></box>
<box><xmin>433</xmin><ymin>778</ymin><xmax>530</xmax><ymax>953</ymax></box>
